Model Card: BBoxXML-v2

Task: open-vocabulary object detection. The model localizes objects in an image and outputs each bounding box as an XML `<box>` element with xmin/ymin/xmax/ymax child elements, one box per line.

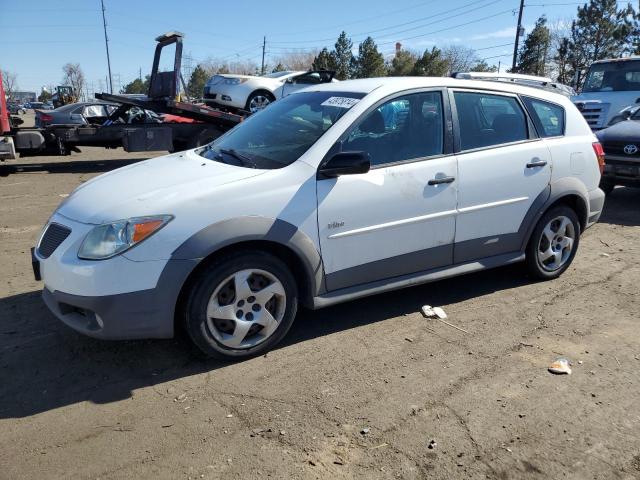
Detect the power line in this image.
<box><xmin>378</xmin><ymin>8</ymin><xmax>516</xmax><ymax>46</ymax></box>
<box><xmin>269</xmin><ymin>0</ymin><xmax>508</xmax><ymax>46</ymax></box>
<box><xmin>268</xmin><ymin>0</ymin><xmax>438</xmax><ymax>37</ymax></box>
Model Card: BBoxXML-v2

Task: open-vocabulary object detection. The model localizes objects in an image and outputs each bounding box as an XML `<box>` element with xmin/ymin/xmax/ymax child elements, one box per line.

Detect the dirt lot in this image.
<box><xmin>1</xmin><ymin>138</ymin><xmax>639</xmax><ymax>479</ymax></box>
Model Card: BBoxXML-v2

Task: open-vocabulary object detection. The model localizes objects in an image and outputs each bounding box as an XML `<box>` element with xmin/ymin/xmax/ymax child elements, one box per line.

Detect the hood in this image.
<box><xmin>596</xmin><ymin>119</ymin><xmax>640</xmax><ymax>143</ymax></box>
<box><xmin>57</xmin><ymin>150</ymin><xmax>266</xmax><ymax>224</ymax></box>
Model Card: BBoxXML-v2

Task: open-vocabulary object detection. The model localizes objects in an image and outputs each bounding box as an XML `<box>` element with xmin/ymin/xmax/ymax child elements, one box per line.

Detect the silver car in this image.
<box><xmin>35</xmin><ymin>102</ymin><xmax>117</xmax><ymax>128</ymax></box>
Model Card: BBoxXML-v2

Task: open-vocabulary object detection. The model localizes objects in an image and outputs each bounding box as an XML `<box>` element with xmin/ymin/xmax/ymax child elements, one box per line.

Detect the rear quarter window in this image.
<box><xmin>523</xmin><ymin>97</ymin><xmax>565</xmax><ymax>137</ymax></box>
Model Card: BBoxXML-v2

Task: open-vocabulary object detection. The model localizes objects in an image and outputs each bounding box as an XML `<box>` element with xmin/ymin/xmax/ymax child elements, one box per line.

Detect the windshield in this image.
<box><xmin>264</xmin><ymin>71</ymin><xmax>294</xmax><ymax>78</ymax></box>
<box><xmin>198</xmin><ymin>91</ymin><xmax>365</xmax><ymax>169</ymax></box>
<box><xmin>583</xmin><ymin>60</ymin><xmax>640</xmax><ymax>92</ymax></box>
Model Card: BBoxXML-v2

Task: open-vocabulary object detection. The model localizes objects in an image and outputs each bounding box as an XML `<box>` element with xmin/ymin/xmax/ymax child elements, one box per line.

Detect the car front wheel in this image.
<box><xmin>245</xmin><ymin>91</ymin><xmax>275</xmax><ymax>114</ymax></box>
<box><xmin>183</xmin><ymin>251</ymin><xmax>298</xmax><ymax>359</ymax></box>
<box><xmin>525</xmin><ymin>205</ymin><xmax>580</xmax><ymax>280</ymax></box>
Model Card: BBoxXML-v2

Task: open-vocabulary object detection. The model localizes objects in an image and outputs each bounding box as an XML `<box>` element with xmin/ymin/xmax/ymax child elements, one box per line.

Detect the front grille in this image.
<box><xmin>38</xmin><ymin>223</ymin><xmax>71</xmax><ymax>258</ymax></box>
<box><xmin>574</xmin><ymin>102</ymin><xmax>610</xmax><ymax>129</ymax></box>
<box><xmin>602</xmin><ymin>141</ymin><xmax>640</xmax><ymax>157</ymax></box>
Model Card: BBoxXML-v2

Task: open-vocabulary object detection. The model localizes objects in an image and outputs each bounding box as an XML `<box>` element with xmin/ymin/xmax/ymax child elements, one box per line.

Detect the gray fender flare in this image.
<box><xmin>518</xmin><ymin>178</ymin><xmax>589</xmax><ymax>251</ymax></box>
<box><xmin>170</xmin><ymin>216</ymin><xmax>325</xmax><ymax>305</ymax></box>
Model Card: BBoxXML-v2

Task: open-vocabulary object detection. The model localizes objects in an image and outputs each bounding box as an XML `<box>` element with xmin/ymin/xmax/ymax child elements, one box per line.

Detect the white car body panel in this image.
<box><xmin>455</xmin><ymin>140</ymin><xmax>552</xmax><ymax>242</ymax></box>
<box><xmin>317</xmin><ymin>155</ymin><xmax>457</xmax><ymax>277</ymax></box>
<box><xmin>34</xmin><ymin>76</ymin><xmax>605</xmax><ymax>341</ymax></box>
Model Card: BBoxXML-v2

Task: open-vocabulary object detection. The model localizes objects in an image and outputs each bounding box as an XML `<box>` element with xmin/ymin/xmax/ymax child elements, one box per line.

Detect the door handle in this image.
<box><xmin>428</xmin><ymin>176</ymin><xmax>455</xmax><ymax>185</ymax></box>
<box><xmin>526</xmin><ymin>159</ymin><xmax>548</xmax><ymax>168</ymax></box>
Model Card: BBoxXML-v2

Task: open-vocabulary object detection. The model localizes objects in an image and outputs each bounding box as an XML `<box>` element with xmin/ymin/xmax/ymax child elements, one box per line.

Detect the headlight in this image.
<box><xmin>223</xmin><ymin>78</ymin><xmax>248</xmax><ymax>85</ymax></box>
<box><xmin>78</xmin><ymin>215</ymin><xmax>173</xmax><ymax>260</ymax></box>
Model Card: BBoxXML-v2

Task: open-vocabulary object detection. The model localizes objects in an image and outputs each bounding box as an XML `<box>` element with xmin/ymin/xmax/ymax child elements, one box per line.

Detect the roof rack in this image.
<box><xmin>452</xmin><ymin>72</ymin><xmax>576</xmax><ymax>97</ymax></box>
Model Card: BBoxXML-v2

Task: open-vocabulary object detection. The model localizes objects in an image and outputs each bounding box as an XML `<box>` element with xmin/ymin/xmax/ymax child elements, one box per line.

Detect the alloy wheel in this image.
<box><xmin>249</xmin><ymin>95</ymin><xmax>271</xmax><ymax>113</ymax></box>
<box><xmin>206</xmin><ymin>269</ymin><xmax>286</xmax><ymax>349</ymax></box>
<box><xmin>537</xmin><ymin>215</ymin><xmax>576</xmax><ymax>271</ymax></box>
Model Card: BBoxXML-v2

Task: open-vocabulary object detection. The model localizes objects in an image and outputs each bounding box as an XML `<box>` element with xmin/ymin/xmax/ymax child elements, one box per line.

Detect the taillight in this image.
<box><xmin>40</xmin><ymin>113</ymin><xmax>53</xmax><ymax>123</ymax></box>
<box><xmin>592</xmin><ymin>142</ymin><xmax>605</xmax><ymax>175</ymax></box>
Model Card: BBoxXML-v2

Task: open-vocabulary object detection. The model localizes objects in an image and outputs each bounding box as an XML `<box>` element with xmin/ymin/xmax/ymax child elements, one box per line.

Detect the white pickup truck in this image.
<box><xmin>572</xmin><ymin>57</ymin><xmax>640</xmax><ymax>130</ymax></box>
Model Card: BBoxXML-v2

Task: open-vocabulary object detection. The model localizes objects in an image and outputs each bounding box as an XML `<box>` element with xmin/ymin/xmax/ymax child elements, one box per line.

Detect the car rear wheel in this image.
<box><xmin>245</xmin><ymin>91</ymin><xmax>275</xmax><ymax>114</ymax></box>
<box><xmin>183</xmin><ymin>251</ymin><xmax>298</xmax><ymax>360</ymax></box>
<box><xmin>525</xmin><ymin>205</ymin><xmax>580</xmax><ymax>280</ymax></box>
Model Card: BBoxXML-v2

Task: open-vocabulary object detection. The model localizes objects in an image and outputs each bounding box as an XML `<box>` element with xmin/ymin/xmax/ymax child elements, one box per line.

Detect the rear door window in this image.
<box><xmin>453</xmin><ymin>91</ymin><xmax>528</xmax><ymax>151</ymax></box>
<box><xmin>522</xmin><ymin>97</ymin><xmax>565</xmax><ymax>137</ymax></box>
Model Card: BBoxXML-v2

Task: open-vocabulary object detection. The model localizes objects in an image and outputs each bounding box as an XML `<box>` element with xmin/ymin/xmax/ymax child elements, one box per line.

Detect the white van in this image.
<box><xmin>32</xmin><ymin>77</ymin><xmax>605</xmax><ymax>359</ymax></box>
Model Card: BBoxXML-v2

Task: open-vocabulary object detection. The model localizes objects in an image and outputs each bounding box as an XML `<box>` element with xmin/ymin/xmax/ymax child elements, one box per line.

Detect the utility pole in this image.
<box><xmin>100</xmin><ymin>0</ymin><xmax>113</xmax><ymax>93</ymax></box>
<box><xmin>511</xmin><ymin>0</ymin><xmax>525</xmax><ymax>72</ymax></box>
<box><xmin>139</xmin><ymin>67</ymin><xmax>142</xmax><ymax>82</ymax></box>
<box><xmin>261</xmin><ymin>36</ymin><xmax>266</xmax><ymax>75</ymax></box>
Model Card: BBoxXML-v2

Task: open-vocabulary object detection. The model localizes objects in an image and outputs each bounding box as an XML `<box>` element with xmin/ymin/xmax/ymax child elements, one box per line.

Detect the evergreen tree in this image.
<box><xmin>411</xmin><ymin>47</ymin><xmax>449</xmax><ymax>76</ymax></box>
<box><xmin>312</xmin><ymin>47</ymin><xmax>338</xmax><ymax>71</ymax></box>
<box><xmin>471</xmin><ymin>60</ymin><xmax>498</xmax><ymax>72</ymax></box>
<box><xmin>333</xmin><ymin>31</ymin><xmax>356</xmax><ymax>80</ymax></box>
<box><xmin>272</xmin><ymin>63</ymin><xmax>286</xmax><ymax>73</ymax></box>
<box><xmin>121</xmin><ymin>75</ymin><xmax>150</xmax><ymax>94</ymax></box>
<box><xmin>553</xmin><ymin>37</ymin><xmax>572</xmax><ymax>85</ymax></box>
<box><xmin>515</xmin><ymin>16</ymin><xmax>551</xmax><ymax>76</ymax></box>
<box><xmin>389</xmin><ymin>49</ymin><xmax>417</xmax><ymax>76</ymax></box>
<box><xmin>355</xmin><ymin>37</ymin><xmax>386</xmax><ymax>78</ymax></box>
<box><xmin>567</xmin><ymin>0</ymin><xmax>635</xmax><ymax>87</ymax></box>
<box><xmin>187</xmin><ymin>64</ymin><xmax>210</xmax><ymax>98</ymax></box>
<box><xmin>38</xmin><ymin>89</ymin><xmax>52</xmax><ymax>102</ymax></box>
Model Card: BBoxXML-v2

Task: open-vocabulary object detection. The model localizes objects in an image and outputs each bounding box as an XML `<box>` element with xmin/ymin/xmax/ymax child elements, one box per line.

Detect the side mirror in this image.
<box><xmin>317</xmin><ymin>151</ymin><xmax>370</xmax><ymax>179</ymax></box>
<box><xmin>286</xmin><ymin>77</ymin><xmax>295</xmax><ymax>84</ymax></box>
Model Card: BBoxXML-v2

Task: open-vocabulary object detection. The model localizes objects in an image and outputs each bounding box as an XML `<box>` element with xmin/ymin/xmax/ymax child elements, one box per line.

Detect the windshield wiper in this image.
<box><xmin>219</xmin><ymin>148</ymin><xmax>258</xmax><ymax>169</ymax></box>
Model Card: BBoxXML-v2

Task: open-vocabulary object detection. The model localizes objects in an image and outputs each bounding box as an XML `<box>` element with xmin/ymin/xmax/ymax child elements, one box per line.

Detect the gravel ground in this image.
<box><xmin>1</xmin><ymin>133</ymin><xmax>639</xmax><ymax>479</ymax></box>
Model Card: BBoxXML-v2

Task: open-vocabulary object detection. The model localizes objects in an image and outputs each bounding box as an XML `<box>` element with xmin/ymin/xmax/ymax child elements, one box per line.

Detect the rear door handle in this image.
<box><xmin>526</xmin><ymin>159</ymin><xmax>548</xmax><ymax>168</ymax></box>
<box><xmin>428</xmin><ymin>176</ymin><xmax>455</xmax><ymax>185</ymax></box>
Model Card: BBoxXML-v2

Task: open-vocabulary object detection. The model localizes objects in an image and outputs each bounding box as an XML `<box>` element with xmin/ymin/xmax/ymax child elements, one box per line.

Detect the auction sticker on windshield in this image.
<box><xmin>321</xmin><ymin>96</ymin><xmax>360</xmax><ymax>108</ymax></box>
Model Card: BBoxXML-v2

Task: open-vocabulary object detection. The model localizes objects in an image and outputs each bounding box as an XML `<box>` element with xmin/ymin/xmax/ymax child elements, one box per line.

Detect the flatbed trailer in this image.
<box><xmin>1</xmin><ymin>32</ymin><xmax>245</xmax><ymax>160</ymax></box>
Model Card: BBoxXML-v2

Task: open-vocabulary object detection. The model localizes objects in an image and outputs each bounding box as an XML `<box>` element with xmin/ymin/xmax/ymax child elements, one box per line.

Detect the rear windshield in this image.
<box><xmin>198</xmin><ymin>91</ymin><xmax>365</xmax><ymax>169</ymax></box>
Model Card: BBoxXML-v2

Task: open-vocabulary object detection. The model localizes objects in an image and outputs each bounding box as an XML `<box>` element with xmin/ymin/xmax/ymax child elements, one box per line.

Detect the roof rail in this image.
<box><xmin>452</xmin><ymin>72</ymin><xmax>576</xmax><ymax>97</ymax></box>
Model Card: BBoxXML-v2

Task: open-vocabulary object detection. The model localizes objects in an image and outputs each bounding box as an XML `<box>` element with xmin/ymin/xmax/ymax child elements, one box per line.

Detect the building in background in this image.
<box><xmin>11</xmin><ymin>91</ymin><xmax>37</xmax><ymax>103</ymax></box>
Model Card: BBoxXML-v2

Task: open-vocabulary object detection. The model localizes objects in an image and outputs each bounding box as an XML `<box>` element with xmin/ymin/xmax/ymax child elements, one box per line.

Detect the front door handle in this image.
<box><xmin>526</xmin><ymin>159</ymin><xmax>548</xmax><ymax>168</ymax></box>
<box><xmin>428</xmin><ymin>176</ymin><xmax>455</xmax><ymax>185</ymax></box>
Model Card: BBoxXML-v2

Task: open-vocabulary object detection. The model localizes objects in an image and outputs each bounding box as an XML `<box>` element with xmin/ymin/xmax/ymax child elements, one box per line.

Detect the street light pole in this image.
<box><xmin>100</xmin><ymin>0</ymin><xmax>113</xmax><ymax>94</ymax></box>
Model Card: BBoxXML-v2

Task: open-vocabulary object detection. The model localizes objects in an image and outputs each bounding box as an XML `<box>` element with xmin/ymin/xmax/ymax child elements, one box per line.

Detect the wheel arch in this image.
<box><xmin>246</xmin><ymin>88</ymin><xmax>276</xmax><ymax>108</ymax></box>
<box><xmin>519</xmin><ymin>179</ymin><xmax>590</xmax><ymax>250</ymax></box>
<box><xmin>170</xmin><ymin>217</ymin><xmax>324</xmax><ymax>323</ymax></box>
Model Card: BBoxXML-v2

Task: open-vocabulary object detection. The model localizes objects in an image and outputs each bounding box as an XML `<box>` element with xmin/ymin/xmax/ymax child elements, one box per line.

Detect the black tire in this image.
<box><xmin>525</xmin><ymin>205</ymin><xmax>581</xmax><ymax>280</ymax></box>
<box><xmin>183</xmin><ymin>250</ymin><xmax>298</xmax><ymax>360</ymax></box>
<box><xmin>245</xmin><ymin>90</ymin><xmax>275</xmax><ymax>113</ymax></box>
<box><xmin>600</xmin><ymin>180</ymin><xmax>615</xmax><ymax>195</ymax></box>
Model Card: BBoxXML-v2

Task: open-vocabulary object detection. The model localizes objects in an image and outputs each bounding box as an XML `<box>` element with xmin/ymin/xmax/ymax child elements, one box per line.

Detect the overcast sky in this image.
<box><xmin>1</xmin><ymin>0</ymin><xmax>592</xmax><ymax>93</ymax></box>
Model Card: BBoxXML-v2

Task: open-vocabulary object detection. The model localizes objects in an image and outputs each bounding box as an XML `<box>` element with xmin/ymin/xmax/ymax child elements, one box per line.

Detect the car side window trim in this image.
<box><xmin>324</xmin><ymin>87</ymin><xmax>454</xmax><ymax>170</ymax></box>
<box><xmin>448</xmin><ymin>88</ymin><xmax>540</xmax><ymax>155</ymax></box>
<box><xmin>520</xmin><ymin>95</ymin><xmax>566</xmax><ymax>139</ymax></box>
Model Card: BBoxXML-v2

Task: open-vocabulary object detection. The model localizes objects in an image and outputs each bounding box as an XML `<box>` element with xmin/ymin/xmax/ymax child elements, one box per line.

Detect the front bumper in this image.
<box><xmin>35</xmin><ymin>212</ymin><xmax>200</xmax><ymax>339</ymax></box>
<box><xmin>203</xmin><ymin>83</ymin><xmax>250</xmax><ymax>109</ymax></box>
<box><xmin>602</xmin><ymin>157</ymin><xmax>640</xmax><ymax>187</ymax></box>
<box><xmin>43</xmin><ymin>287</ymin><xmax>170</xmax><ymax>339</ymax></box>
